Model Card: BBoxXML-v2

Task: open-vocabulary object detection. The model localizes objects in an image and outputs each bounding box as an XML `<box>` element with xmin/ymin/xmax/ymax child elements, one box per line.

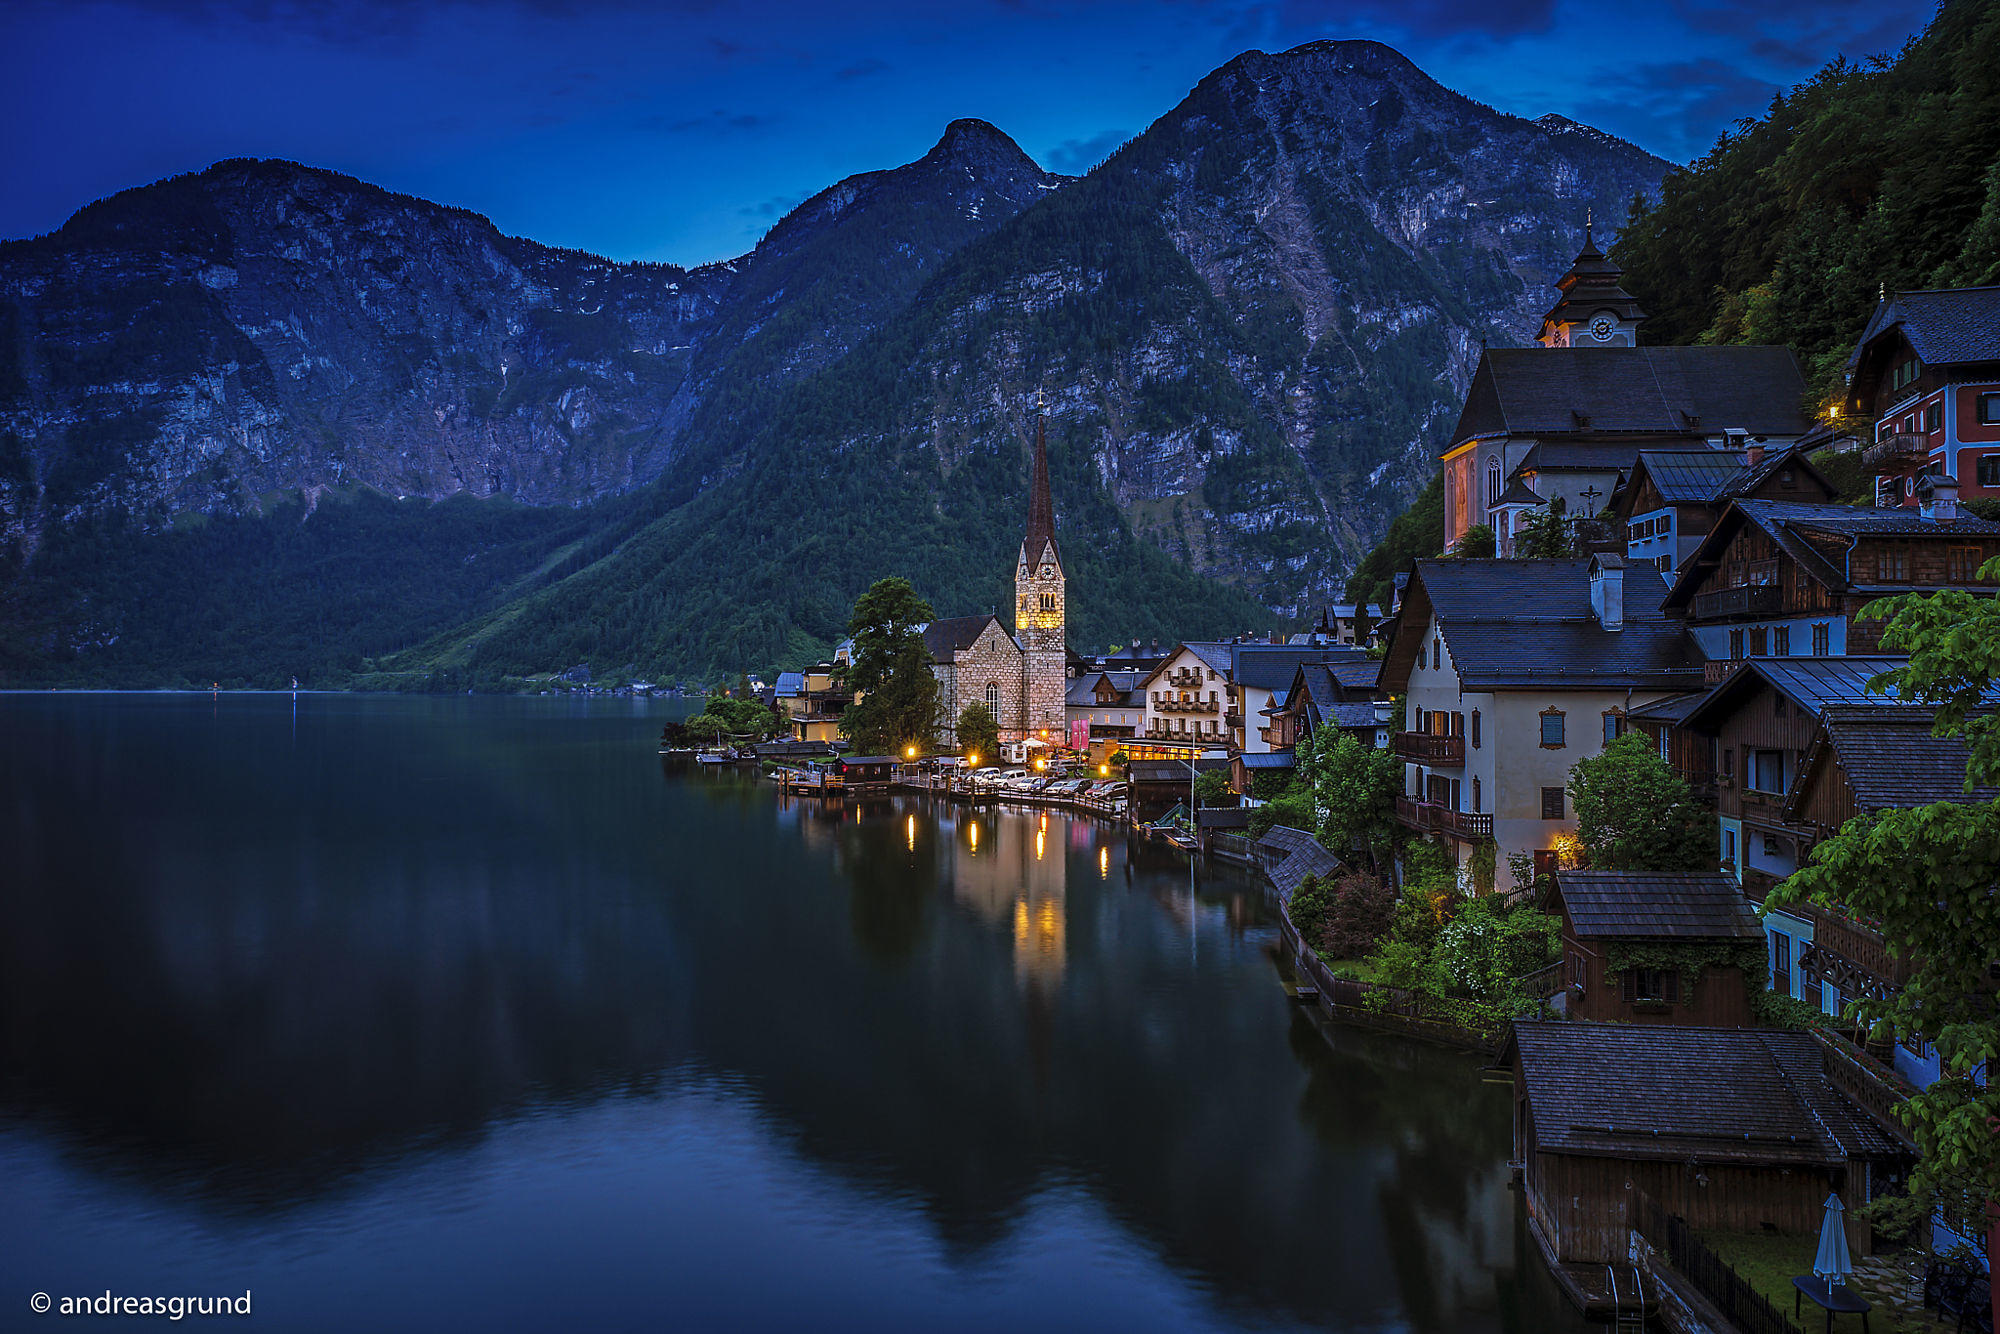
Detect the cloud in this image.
<box><xmin>1666</xmin><ymin>0</ymin><xmax>1932</xmax><ymax>70</ymax></box>
<box><xmin>1566</xmin><ymin>57</ymin><xmax>1780</xmax><ymax>162</ymax></box>
<box><xmin>740</xmin><ymin>190</ymin><xmax>811</xmax><ymax>220</ymax></box>
<box><xmin>834</xmin><ymin>57</ymin><xmax>890</xmax><ymax>80</ymax></box>
<box><xmin>643</xmin><ymin>109</ymin><xmax>783</xmax><ymax>135</ymax></box>
<box><xmin>1041</xmin><ymin>128</ymin><xmax>1130</xmax><ymax>176</ymax></box>
<box><xmin>1274</xmin><ymin>0</ymin><xmax>1559</xmax><ymax>41</ymax></box>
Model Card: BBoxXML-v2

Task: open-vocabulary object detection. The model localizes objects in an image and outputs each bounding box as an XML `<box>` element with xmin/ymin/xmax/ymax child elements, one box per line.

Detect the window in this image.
<box><xmin>985</xmin><ymin>683</ymin><xmax>1000</xmax><ymax>714</ymax></box>
<box><xmin>1603</xmin><ymin>711</ymin><xmax>1621</xmax><ymax>744</ymax></box>
<box><xmin>1541</xmin><ymin>787</ymin><xmax>1565</xmax><ymax>820</ymax></box>
<box><xmin>1470</xmin><ymin>710</ymin><xmax>1481</xmax><ymax>749</ymax></box>
<box><xmin>1721</xmin><ymin>748</ymin><xmax>1735</xmax><ymax>779</ymax></box>
<box><xmin>1658</xmin><ymin>731</ymin><xmax>1671</xmax><ymax>761</ymax></box>
<box><xmin>1729</xmin><ymin>628</ymin><xmax>1745</xmax><ymax>660</ymax></box>
<box><xmin>1812</xmin><ymin>622</ymin><xmax>1830</xmax><ymax>656</ymax></box>
<box><xmin>1948</xmin><ymin>545</ymin><xmax>1985</xmax><ymax>582</ymax></box>
<box><xmin>1750</xmin><ymin>748</ymin><xmax>1786</xmax><ymax>795</ymax></box>
<box><xmin>1981</xmin><ymin>456</ymin><xmax>2000</xmax><ymax>487</ymax></box>
<box><xmin>1723</xmin><ymin>827</ymin><xmax>1737</xmax><ymax>865</ymax></box>
<box><xmin>1486</xmin><ymin>457</ymin><xmax>1501</xmax><ymax>509</ymax></box>
<box><xmin>1774</xmin><ymin>626</ymin><xmax>1791</xmax><ymax>656</ymax></box>
<box><xmin>1472</xmin><ymin>777</ymin><xmax>1482</xmax><ymax>813</ymax></box>
<box><xmin>1749</xmin><ymin>627</ymin><xmax>1768</xmax><ymax>657</ymax></box>
<box><xmin>1625</xmin><ymin>968</ymin><xmax>1679</xmax><ymax>1005</ymax></box>
<box><xmin>1877</xmin><ymin>545</ymin><xmax>1910</xmax><ymax>581</ymax></box>
<box><xmin>1762</xmin><ymin>833</ymin><xmax>1782</xmax><ymax>857</ymax></box>
<box><xmin>1774</xmin><ymin>933</ymin><xmax>1792</xmax><ymax>998</ymax></box>
<box><xmin>1540</xmin><ymin>709</ymin><xmax>1566</xmax><ymax>748</ymax></box>
<box><xmin>1981</xmin><ymin>392</ymin><xmax>2000</xmax><ymax>425</ymax></box>
<box><xmin>1432</xmin><ymin>636</ymin><xmax>1442</xmax><ymax>670</ymax></box>
<box><xmin>1925</xmin><ymin>402</ymin><xmax>1942</xmax><ymax>433</ymax></box>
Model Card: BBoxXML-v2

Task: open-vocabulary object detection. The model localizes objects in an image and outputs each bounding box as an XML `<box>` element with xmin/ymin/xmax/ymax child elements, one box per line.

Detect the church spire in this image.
<box><xmin>1025</xmin><ymin>393</ymin><xmax>1057</xmax><ymax>565</ymax></box>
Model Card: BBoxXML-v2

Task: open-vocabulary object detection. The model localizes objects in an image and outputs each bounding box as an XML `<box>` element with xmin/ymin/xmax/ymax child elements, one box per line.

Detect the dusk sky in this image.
<box><xmin>4</xmin><ymin>0</ymin><xmax>1939</xmax><ymax>267</ymax></box>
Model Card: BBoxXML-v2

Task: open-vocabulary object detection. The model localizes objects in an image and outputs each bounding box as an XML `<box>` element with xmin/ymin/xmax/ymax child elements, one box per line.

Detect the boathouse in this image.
<box><xmin>1500</xmin><ymin>1022</ymin><xmax>1911</xmax><ymax>1269</ymax></box>
<box><xmin>1546</xmin><ymin>870</ymin><xmax>1764</xmax><ymax>1026</ymax></box>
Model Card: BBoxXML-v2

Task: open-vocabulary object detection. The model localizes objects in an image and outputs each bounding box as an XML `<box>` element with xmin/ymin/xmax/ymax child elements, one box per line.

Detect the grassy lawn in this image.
<box><xmin>1315</xmin><ymin>956</ymin><xmax>1380</xmax><ymax>983</ymax></box>
<box><xmin>1706</xmin><ymin>1231</ymin><xmax>1952</xmax><ymax>1334</ymax></box>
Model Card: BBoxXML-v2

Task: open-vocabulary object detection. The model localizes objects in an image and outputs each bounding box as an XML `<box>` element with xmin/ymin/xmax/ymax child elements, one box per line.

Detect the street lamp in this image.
<box><xmin>905</xmin><ymin>745</ymin><xmax>916</xmax><ymax>760</ymax></box>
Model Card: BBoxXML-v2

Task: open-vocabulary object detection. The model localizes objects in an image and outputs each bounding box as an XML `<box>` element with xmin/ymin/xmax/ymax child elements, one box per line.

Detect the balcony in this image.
<box><xmin>1156</xmin><ymin>696</ymin><xmax>1219</xmax><ymax>714</ymax></box>
<box><xmin>1864</xmin><ymin>432</ymin><xmax>1929</xmax><ymax>474</ymax></box>
<box><xmin>1224</xmin><ymin>711</ymin><xmax>1243</xmax><ymax>729</ymax></box>
<box><xmin>1703</xmin><ymin>660</ymin><xmax>1741</xmax><ymax>686</ymax></box>
<box><xmin>1692</xmin><ymin>583</ymin><xmax>1784</xmax><ymax>621</ymax></box>
<box><xmin>1393</xmin><ymin>731</ymin><xmax>1464</xmax><ymax>765</ymax></box>
<box><xmin>1394</xmin><ymin>795</ymin><xmax>1493</xmax><ymax>841</ymax></box>
<box><xmin>1800</xmin><ymin>902</ymin><xmax>1911</xmax><ymax>990</ymax></box>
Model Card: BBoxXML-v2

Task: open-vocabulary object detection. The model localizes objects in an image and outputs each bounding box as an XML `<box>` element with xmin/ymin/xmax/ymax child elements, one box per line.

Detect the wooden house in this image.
<box><xmin>1610</xmin><ymin>440</ymin><xmax>1838</xmax><ymax>574</ymax></box>
<box><xmin>1844</xmin><ymin>286</ymin><xmax>2000</xmax><ymax>508</ymax></box>
<box><xmin>1546</xmin><ymin>870</ymin><xmax>1763</xmax><ymax>1026</ymax></box>
<box><xmin>1660</xmin><ymin>498</ymin><xmax>2000</xmax><ymax>664</ymax></box>
<box><xmin>1501</xmin><ymin>1022</ymin><xmax>1913</xmax><ymax>1268</ymax></box>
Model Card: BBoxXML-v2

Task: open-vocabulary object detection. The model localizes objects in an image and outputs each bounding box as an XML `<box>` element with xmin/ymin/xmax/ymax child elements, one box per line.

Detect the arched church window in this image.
<box><xmin>1486</xmin><ymin>458</ymin><xmax>1501</xmax><ymax>509</ymax></box>
<box><xmin>985</xmin><ymin>683</ymin><xmax>1000</xmax><ymax>714</ymax></box>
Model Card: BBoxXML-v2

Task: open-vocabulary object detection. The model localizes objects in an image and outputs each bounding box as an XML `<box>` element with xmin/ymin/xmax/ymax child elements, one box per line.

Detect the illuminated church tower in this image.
<box><xmin>1016</xmin><ymin>401</ymin><xmax>1067</xmax><ymax>744</ymax></box>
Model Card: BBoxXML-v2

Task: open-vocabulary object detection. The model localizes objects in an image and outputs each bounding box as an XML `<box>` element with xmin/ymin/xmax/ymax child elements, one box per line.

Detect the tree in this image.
<box><xmin>1295</xmin><ymin>727</ymin><xmax>1404</xmax><ymax>867</ymax></box>
<box><xmin>1770</xmin><ymin>561</ymin><xmax>2000</xmax><ymax>1252</ymax></box>
<box><xmin>1515</xmin><ymin>497</ymin><xmax>1571</xmax><ymax>559</ymax></box>
<box><xmin>685</xmin><ymin>689</ymin><xmax>783</xmax><ymax>741</ymax></box>
<box><xmin>1194</xmin><ymin>769</ymin><xmax>1233</xmax><ymax>807</ymax></box>
<box><xmin>956</xmin><ymin>701</ymin><xmax>1000</xmax><ymax>765</ymax></box>
<box><xmin>838</xmin><ymin>577</ymin><xmax>942</xmax><ymax>755</ymax></box>
<box><xmin>1455</xmin><ymin>524</ymin><xmax>1497</xmax><ymax>559</ymax></box>
<box><xmin>1567</xmin><ymin>732</ymin><xmax>1717</xmax><ymax>871</ymax></box>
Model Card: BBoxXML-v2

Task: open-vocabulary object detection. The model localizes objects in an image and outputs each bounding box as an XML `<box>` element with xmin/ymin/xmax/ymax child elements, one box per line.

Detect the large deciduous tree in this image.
<box><xmin>1295</xmin><ymin>726</ymin><xmax>1404</xmax><ymax>868</ymax></box>
<box><xmin>956</xmin><ymin>701</ymin><xmax>1000</xmax><ymax>765</ymax></box>
<box><xmin>839</xmin><ymin>577</ymin><xmax>942</xmax><ymax>756</ymax></box>
<box><xmin>1567</xmin><ymin>732</ymin><xmax>1717</xmax><ymax>871</ymax></box>
<box><xmin>1772</xmin><ymin>562</ymin><xmax>2000</xmax><ymax>1254</ymax></box>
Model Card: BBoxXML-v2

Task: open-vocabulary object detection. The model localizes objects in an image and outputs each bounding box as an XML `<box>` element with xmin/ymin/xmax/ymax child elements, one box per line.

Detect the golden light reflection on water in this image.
<box><xmin>906</xmin><ymin>814</ymin><xmax>916</xmax><ymax>853</ymax></box>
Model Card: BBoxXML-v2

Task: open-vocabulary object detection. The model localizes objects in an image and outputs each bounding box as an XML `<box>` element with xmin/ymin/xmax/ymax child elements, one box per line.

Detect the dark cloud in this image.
<box><xmin>740</xmin><ymin>190</ymin><xmax>811</xmax><ymax>220</ymax></box>
<box><xmin>1666</xmin><ymin>0</ymin><xmax>1932</xmax><ymax>70</ymax></box>
<box><xmin>643</xmin><ymin>109</ymin><xmax>783</xmax><ymax>134</ymax></box>
<box><xmin>834</xmin><ymin>57</ymin><xmax>890</xmax><ymax>80</ymax></box>
<box><xmin>1041</xmin><ymin>128</ymin><xmax>1129</xmax><ymax>176</ymax></box>
<box><xmin>1275</xmin><ymin>0</ymin><xmax>1559</xmax><ymax>41</ymax></box>
<box><xmin>1567</xmin><ymin>57</ymin><xmax>1779</xmax><ymax>162</ymax></box>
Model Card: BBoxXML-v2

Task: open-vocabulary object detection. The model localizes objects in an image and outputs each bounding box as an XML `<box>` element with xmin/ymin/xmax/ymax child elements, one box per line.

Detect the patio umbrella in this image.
<box><xmin>1812</xmin><ymin>1192</ymin><xmax>1853</xmax><ymax>1285</ymax></box>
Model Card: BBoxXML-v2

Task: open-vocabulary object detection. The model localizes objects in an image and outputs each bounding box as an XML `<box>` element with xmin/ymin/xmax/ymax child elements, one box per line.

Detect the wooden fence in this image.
<box><xmin>1632</xmin><ymin>1193</ymin><xmax>1804</xmax><ymax>1334</ymax></box>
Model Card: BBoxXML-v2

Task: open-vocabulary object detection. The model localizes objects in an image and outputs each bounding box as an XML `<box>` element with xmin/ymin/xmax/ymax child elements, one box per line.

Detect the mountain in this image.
<box><xmin>0</xmin><ymin>41</ymin><xmax>1665</xmax><ymax>687</ymax></box>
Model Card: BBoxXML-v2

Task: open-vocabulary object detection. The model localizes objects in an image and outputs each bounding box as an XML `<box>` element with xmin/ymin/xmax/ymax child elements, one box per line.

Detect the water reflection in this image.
<box><xmin>0</xmin><ymin>697</ymin><xmax>1585</xmax><ymax>1333</ymax></box>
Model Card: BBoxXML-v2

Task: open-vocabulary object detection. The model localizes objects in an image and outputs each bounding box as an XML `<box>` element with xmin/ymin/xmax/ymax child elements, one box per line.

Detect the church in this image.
<box><xmin>1438</xmin><ymin>223</ymin><xmax>1814</xmax><ymax>555</ymax></box>
<box><xmin>925</xmin><ymin>409</ymin><xmax>1069</xmax><ymax>749</ymax></box>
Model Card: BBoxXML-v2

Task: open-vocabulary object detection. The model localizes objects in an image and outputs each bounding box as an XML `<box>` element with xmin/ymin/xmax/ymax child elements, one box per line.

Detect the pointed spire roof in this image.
<box><xmin>1023</xmin><ymin>395</ymin><xmax>1059</xmax><ymax>566</ymax></box>
<box><xmin>1538</xmin><ymin>213</ymin><xmax>1646</xmax><ymax>342</ymax></box>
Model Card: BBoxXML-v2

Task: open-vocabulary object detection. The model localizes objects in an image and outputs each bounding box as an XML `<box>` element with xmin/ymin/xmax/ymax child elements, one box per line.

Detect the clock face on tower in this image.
<box><xmin>1589</xmin><ymin>314</ymin><xmax>1615</xmax><ymax>342</ymax></box>
<box><xmin>1039</xmin><ymin>564</ymin><xmax>1053</xmax><ymax>579</ymax></box>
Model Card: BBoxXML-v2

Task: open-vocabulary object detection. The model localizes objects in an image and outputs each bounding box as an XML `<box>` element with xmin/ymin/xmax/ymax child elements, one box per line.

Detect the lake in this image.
<box><xmin>0</xmin><ymin>694</ymin><xmax>1585</xmax><ymax>1332</ymax></box>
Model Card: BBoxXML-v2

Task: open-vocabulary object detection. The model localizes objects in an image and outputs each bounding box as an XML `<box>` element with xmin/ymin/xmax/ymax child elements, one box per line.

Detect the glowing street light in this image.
<box><xmin>905</xmin><ymin>745</ymin><xmax>917</xmax><ymax>759</ymax></box>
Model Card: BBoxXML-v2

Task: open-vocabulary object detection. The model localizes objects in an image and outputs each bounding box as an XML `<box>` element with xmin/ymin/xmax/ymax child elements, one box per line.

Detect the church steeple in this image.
<box><xmin>1023</xmin><ymin>402</ymin><xmax>1059</xmax><ymax>567</ymax></box>
<box><xmin>1537</xmin><ymin>211</ymin><xmax>1647</xmax><ymax>347</ymax></box>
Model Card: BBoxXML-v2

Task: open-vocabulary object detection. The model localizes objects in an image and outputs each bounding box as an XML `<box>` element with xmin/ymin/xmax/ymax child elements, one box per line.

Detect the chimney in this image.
<box><xmin>1745</xmin><ymin>439</ymin><xmax>1765</xmax><ymax>469</ymax></box>
<box><xmin>1932</xmin><ymin>476</ymin><xmax>1960</xmax><ymax>525</ymax></box>
<box><xmin>1589</xmin><ymin>555</ymin><xmax>1625</xmax><ymax>631</ymax></box>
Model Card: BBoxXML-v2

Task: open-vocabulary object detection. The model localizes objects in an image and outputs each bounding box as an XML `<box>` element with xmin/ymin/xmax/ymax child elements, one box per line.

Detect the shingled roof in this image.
<box><xmin>1506</xmin><ymin>1022</ymin><xmax>1910</xmax><ymax>1164</ymax></box>
<box><xmin>1551</xmin><ymin>870</ymin><xmax>1762</xmax><ymax>940</ymax></box>
<box><xmin>1663</xmin><ymin>499</ymin><xmax>2000</xmax><ymax>609</ymax></box>
<box><xmin>1383</xmin><ymin>559</ymin><xmax>1701</xmax><ymax>692</ymax></box>
<box><xmin>1847</xmin><ymin>287</ymin><xmax>2000</xmax><ymax>370</ymax></box>
<box><xmin>1785</xmin><ymin>705</ymin><xmax>1999</xmax><ymax>821</ymax></box>
<box><xmin>1231</xmin><ymin>645</ymin><xmax>1371</xmax><ymax>692</ymax></box>
<box><xmin>1256</xmin><ymin>825</ymin><xmax>1343</xmax><ymax>899</ymax></box>
<box><xmin>1450</xmin><ymin>346</ymin><xmax>1811</xmax><ymax>449</ymax></box>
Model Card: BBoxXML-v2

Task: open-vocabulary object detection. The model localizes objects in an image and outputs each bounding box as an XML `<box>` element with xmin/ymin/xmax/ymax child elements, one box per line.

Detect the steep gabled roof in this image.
<box><xmin>1506</xmin><ymin>1022</ymin><xmax>1909</xmax><ymax>1164</ymax></box>
<box><xmin>1382</xmin><ymin>559</ymin><xmax>1700</xmax><ymax>692</ymax></box>
<box><xmin>1785</xmin><ymin>705</ymin><xmax>1999</xmax><ymax>820</ymax></box>
<box><xmin>1680</xmin><ymin>656</ymin><xmax>1911</xmax><ymax>732</ymax></box>
<box><xmin>1662</xmin><ymin>500</ymin><xmax>2000</xmax><ymax>609</ymax></box>
<box><xmin>1551</xmin><ymin>870</ymin><xmax>1762</xmax><ymax>940</ymax></box>
<box><xmin>922</xmin><ymin>614</ymin><xmax>1006</xmax><ymax>664</ymax></box>
<box><xmin>1139</xmin><ymin>641</ymin><xmax>1234</xmax><ymax>688</ymax></box>
<box><xmin>1449</xmin><ymin>346</ymin><xmax>1811</xmax><ymax>451</ymax></box>
<box><xmin>1231</xmin><ymin>645</ymin><xmax>1371</xmax><ymax>692</ymax></box>
<box><xmin>1847</xmin><ymin>287</ymin><xmax>2000</xmax><ymax>371</ymax></box>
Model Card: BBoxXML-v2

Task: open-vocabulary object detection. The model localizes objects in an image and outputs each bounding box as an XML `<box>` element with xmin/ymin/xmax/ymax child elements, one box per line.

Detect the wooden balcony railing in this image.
<box><xmin>1813</xmin><ymin>1027</ymin><xmax>1918</xmax><ymax>1148</ymax></box>
<box><xmin>1864</xmin><ymin>433</ymin><xmax>1929</xmax><ymax>474</ymax></box>
<box><xmin>1393</xmin><ymin>731</ymin><xmax>1464</xmax><ymax>765</ymax></box>
<box><xmin>1692</xmin><ymin>584</ymin><xmax>1784</xmax><ymax>620</ymax></box>
<box><xmin>1394</xmin><ymin>795</ymin><xmax>1493</xmax><ymax>840</ymax></box>
<box><xmin>1801</xmin><ymin>901</ymin><xmax>1911</xmax><ymax>990</ymax></box>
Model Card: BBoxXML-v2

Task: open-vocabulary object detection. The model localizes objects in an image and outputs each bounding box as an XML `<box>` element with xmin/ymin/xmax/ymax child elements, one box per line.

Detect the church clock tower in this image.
<box><xmin>1536</xmin><ymin>215</ymin><xmax>1647</xmax><ymax>347</ymax></box>
<box><xmin>1016</xmin><ymin>402</ymin><xmax>1067</xmax><ymax>746</ymax></box>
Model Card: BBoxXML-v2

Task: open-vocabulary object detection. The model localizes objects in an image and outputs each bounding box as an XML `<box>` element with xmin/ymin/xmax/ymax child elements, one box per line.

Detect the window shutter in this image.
<box><xmin>1622</xmin><ymin>970</ymin><xmax>1637</xmax><ymax>1003</ymax></box>
<box><xmin>1665</xmin><ymin>972</ymin><xmax>1681</xmax><ymax>1005</ymax></box>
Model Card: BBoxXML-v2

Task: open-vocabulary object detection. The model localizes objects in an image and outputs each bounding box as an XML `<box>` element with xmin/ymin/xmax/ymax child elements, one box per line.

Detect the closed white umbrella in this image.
<box><xmin>1812</xmin><ymin>1192</ymin><xmax>1853</xmax><ymax>1285</ymax></box>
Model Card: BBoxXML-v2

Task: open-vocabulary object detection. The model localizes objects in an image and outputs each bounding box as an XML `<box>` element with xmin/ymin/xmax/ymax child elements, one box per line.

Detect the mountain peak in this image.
<box><xmin>922</xmin><ymin>118</ymin><xmax>1036</xmax><ymax>171</ymax></box>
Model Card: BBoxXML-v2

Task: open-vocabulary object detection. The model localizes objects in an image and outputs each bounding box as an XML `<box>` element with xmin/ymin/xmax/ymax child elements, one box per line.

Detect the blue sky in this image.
<box><xmin>2</xmin><ymin>0</ymin><xmax>1938</xmax><ymax>266</ymax></box>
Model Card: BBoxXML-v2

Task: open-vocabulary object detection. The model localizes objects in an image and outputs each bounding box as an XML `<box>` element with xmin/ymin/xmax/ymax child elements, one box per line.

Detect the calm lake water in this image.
<box><xmin>0</xmin><ymin>695</ymin><xmax>1586</xmax><ymax>1333</ymax></box>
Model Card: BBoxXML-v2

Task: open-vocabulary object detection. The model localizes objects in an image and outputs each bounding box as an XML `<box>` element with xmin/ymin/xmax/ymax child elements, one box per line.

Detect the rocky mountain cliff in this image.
<box><xmin>0</xmin><ymin>40</ymin><xmax>1665</xmax><ymax>685</ymax></box>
